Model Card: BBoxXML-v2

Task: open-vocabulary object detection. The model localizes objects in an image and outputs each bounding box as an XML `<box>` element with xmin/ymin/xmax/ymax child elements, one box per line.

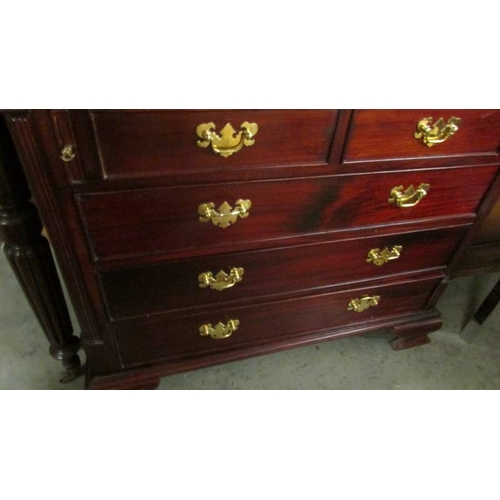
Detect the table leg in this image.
<box><xmin>461</xmin><ymin>278</ymin><xmax>500</xmax><ymax>341</ymax></box>
<box><xmin>471</xmin><ymin>279</ymin><xmax>500</xmax><ymax>325</ymax></box>
<box><xmin>0</xmin><ymin>117</ymin><xmax>81</xmax><ymax>382</ymax></box>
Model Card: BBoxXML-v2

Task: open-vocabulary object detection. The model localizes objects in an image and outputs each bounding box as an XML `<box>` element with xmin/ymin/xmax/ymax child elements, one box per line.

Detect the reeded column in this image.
<box><xmin>0</xmin><ymin>117</ymin><xmax>81</xmax><ymax>382</ymax></box>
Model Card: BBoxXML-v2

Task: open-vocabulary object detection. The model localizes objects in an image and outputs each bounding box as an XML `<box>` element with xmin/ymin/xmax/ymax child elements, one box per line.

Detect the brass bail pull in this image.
<box><xmin>347</xmin><ymin>296</ymin><xmax>381</xmax><ymax>313</ymax></box>
<box><xmin>388</xmin><ymin>183</ymin><xmax>430</xmax><ymax>208</ymax></box>
<box><xmin>199</xmin><ymin>319</ymin><xmax>240</xmax><ymax>339</ymax></box>
<box><xmin>198</xmin><ymin>199</ymin><xmax>251</xmax><ymax>229</ymax></box>
<box><xmin>367</xmin><ymin>246</ymin><xmax>403</xmax><ymax>267</ymax></box>
<box><xmin>414</xmin><ymin>116</ymin><xmax>461</xmax><ymax>147</ymax></box>
<box><xmin>196</xmin><ymin>122</ymin><xmax>259</xmax><ymax>158</ymax></box>
<box><xmin>198</xmin><ymin>268</ymin><xmax>245</xmax><ymax>291</ymax></box>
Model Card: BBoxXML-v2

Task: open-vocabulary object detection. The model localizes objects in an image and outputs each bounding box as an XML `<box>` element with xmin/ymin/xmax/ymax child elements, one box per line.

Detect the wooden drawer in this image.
<box><xmin>99</xmin><ymin>225</ymin><xmax>468</xmax><ymax>319</ymax></box>
<box><xmin>77</xmin><ymin>166</ymin><xmax>498</xmax><ymax>262</ymax></box>
<box><xmin>113</xmin><ymin>273</ymin><xmax>443</xmax><ymax>368</ymax></box>
<box><xmin>75</xmin><ymin>110</ymin><xmax>339</xmax><ymax>179</ymax></box>
<box><xmin>343</xmin><ymin>110</ymin><xmax>500</xmax><ymax>165</ymax></box>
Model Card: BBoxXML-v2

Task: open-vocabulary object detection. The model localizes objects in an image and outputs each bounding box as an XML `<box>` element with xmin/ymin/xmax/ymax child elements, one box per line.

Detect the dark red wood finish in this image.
<box><xmin>70</xmin><ymin>110</ymin><xmax>339</xmax><ymax>180</ymax></box>
<box><xmin>390</xmin><ymin>311</ymin><xmax>442</xmax><ymax>350</ymax></box>
<box><xmin>77</xmin><ymin>166</ymin><xmax>498</xmax><ymax>263</ymax></box>
<box><xmin>113</xmin><ymin>272</ymin><xmax>443</xmax><ymax>369</ymax></box>
<box><xmin>88</xmin><ymin>310</ymin><xmax>443</xmax><ymax>389</ymax></box>
<box><xmin>343</xmin><ymin>110</ymin><xmax>500</xmax><ymax>164</ymax></box>
<box><xmin>2</xmin><ymin>109</ymin><xmax>499</xmax><ymax>389</ymax></box>
<box><xmin>99</xmin><ymin>224</ymin><xmax>468</xmax><ymax>319</ymax></box>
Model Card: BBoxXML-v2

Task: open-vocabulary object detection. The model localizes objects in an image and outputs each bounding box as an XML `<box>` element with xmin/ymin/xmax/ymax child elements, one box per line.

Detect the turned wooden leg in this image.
<box><xmin>390</xmin><ymin>311</ymin><xmax>442</xmax><ymax>351</ymax></box>
<box><xmin>0</xmin><ymin>117</ymin><xmax>82</xmax><ymax>382</ymax></box>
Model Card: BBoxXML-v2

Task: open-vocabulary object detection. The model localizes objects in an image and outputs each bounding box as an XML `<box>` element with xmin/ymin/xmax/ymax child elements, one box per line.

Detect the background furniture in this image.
<box><xmin>453</xmin><ymin>192</ymin><xmax>500</xmax><ymax>338</ymax></box>
<box><xmin>453</xmin><ymin>193</ymin><xmax>500</xmax><ymax>276</ymax></box>
<box><xmin>1</xmin><ymin>110</ymin><xmax>499</xmax><ymax>389</ymax></box>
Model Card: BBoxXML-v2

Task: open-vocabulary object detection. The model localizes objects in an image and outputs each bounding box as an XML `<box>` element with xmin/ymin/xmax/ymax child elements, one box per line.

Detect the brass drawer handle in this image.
<box><xmin>198</xmin><ymin>199</ymin><xmax>251</xmax><ymax>228</ymax></box>
<box><xmin>60</xmin><ymin>144</ymin><xmax>76</xmax><ymax>162</ymax></box>
<box><xmin>196</xmin><ymin>122</ymin><xmax>259</xmax><ymax>158</ymax></box>
<box><xmin>367</xmin><ymin>246</ymin><xmax>403</xmax><ymax>267</ymax></box>
<box><xmin>414</xmin><ymin>116</ymin><xmax>461</xmax><ymax>147</ymax></box>
<box><xmin>347</xmin><ymin>295</ymin><xmax>381</xmax><ymax>313</ymax></box>
<box><xmin>199</xmin><ymin>319</ymin><xmax>240</xmax><ymax>339</ymax></box>
<box><xmin>388</xmin><ymin>183</ymin><xmax>430</xmax><ymax>208</ymax></box>
<box><xmin>199</xmin><ymin>267</ymin><xmax>244</xmax><ymax>291</ymax></box>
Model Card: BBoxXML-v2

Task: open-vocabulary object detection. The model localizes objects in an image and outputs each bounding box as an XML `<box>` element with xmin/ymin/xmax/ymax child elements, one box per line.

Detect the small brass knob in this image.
<box><xmin>60</xmin><ymin>144</ymin><xmax>76</xmax><ymax>162</ymax></box>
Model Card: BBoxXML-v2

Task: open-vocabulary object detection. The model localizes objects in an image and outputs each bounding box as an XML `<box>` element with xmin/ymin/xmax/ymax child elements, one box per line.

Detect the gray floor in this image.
<box><xmin>1</xmin><ymin>251</ymin><xmax>499</xmax><ymax>389</ymax></box>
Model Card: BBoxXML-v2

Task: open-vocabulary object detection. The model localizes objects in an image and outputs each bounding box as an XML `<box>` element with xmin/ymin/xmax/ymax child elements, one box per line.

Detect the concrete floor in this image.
<box><xmin>0</xmin><ymin>252</ymin><xmax>499</xmax><ymax>389</ymax></box>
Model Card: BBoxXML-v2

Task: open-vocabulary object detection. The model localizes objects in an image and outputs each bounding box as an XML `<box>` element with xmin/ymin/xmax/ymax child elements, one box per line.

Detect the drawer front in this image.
<box><xmin>113</xmin><ymin>274</ymin><xmax>442</xmax><ymax>368</ymax></box>
<box><xmin>78</xmin><ymin>166</ymin><xmax>498</xmax><ymax>262</ymax></box>
<box><xmin>100</xmin><ymin>225</ymin><xmax>468</xmax><ymax>319</ymax></box>
<box><xmin>80</xmin><ymin>110</ymin><xmax>339</xmax><ymax>179</ymax></box>
<box><xmin>343</xmin><ymin>110</ymin><xmax>500</xmax><ymax>164</ymax></box>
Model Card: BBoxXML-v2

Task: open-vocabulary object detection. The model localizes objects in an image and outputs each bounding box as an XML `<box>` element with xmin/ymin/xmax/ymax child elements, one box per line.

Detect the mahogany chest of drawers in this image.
<box><xmin>1</xmin><ymin>110</ymin><xmax>500</xmax><ymax>389</ymax></box>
